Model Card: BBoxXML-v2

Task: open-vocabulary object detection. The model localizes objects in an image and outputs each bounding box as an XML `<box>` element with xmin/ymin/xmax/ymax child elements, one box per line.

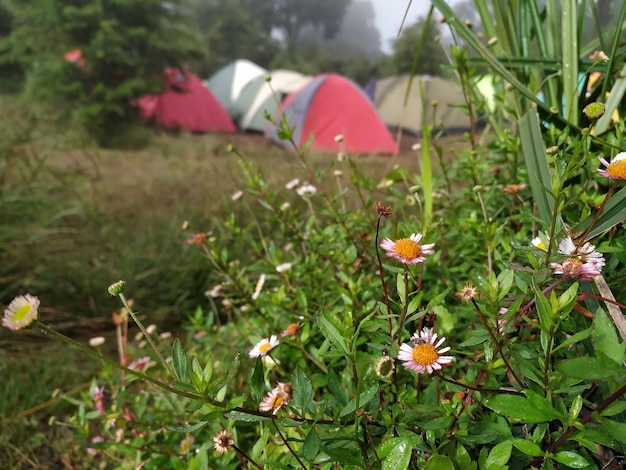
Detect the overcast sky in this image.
<box><xmin>371</xmin><ymin>1</ymin><xmax>459</xmax><ymax>53</ymax></box>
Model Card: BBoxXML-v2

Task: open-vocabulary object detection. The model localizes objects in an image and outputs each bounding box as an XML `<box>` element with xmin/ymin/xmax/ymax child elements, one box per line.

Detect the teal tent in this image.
<box><xmin>236</xmin><ymin>70</ymin><xmax>311</xmax><ymax>132</ymax></box>
<box><xmin>204</xmin><ymin>59</ymin><xmax>267</xmax><ymax>120</ymax></box>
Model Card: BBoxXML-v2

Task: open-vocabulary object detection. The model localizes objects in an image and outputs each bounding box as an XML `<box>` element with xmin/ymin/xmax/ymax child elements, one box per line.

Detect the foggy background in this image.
<box><xmin>372</xmin><ymin>0</ymin><xmax>437</xmax><ymax>52</ymax></box>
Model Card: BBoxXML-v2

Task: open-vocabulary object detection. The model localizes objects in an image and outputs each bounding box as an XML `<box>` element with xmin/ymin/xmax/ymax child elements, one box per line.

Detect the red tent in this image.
<box><xmin>266</xmin><ymin>73</ymin><xmax>398</xmax><ymax>155</ymax></box>
<box><xmin>136</xmin><ymin>68</ymin><xmax>236</xmax><ymax>133</ymax></box>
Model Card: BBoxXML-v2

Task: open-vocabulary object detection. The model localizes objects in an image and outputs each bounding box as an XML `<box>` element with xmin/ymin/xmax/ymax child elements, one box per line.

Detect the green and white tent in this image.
<box><xmin>204</xmin><ymin>59</ymin><xmax>267</xmax><ymax>120</ymax></box>
<box><xmin>367</xmin><ymin>75</ymin><xmax>470</xmax><ymax>134</ymax></box>
<box><xmin>235</xmin><ymin>70</ymin><xmax>311</xmax><ymax>132</ymax></box>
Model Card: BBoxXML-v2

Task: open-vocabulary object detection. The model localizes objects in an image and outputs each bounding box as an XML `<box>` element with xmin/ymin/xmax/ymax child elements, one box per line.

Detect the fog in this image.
<box><xmin>370</xmin><ymin>0</ymin><xmax>459</xmax><ymax>52</ymax></box>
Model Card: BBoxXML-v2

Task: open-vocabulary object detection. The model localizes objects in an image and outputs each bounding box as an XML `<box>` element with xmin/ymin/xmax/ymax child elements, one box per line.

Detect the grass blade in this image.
<box><xmin>572</xmin><ymin>186</ymin><xmax>626</xmax><ymax>239</ymax></box>
<box><xmin>561</xmin><ymin>0</ymin><xmax>579</xmax><ymax>124</ymax></box>
<box><xmin>519</xmin><ymin>109</ymin><xmax>556</xmax><ymax>228</ymax></box>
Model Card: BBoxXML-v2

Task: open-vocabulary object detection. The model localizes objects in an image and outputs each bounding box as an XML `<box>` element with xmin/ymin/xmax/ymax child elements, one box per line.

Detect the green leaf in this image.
<box><xmin>223</xmin><ymin>411</ymin><xmax>270</xmax><ymax>422</ymax></box>
<box><xmin>380</xmin><ymin>438</ymin><xmax>413</xmax><ymax>470</ymax></box>
<box><xmin>561</xmin><ymin>0</ymin><xmax>578</xmax><ymax>124</ymax></box>
<box><xmin>486</xmin><ymin>440</ymin><xmax>512</xmax><ymax>469</ymax></box>
<box><xmin>553</xmin><ymin>327</ymin><xmax>593</xmax><ymax>352</ymax></box>
<box><xmin>483</xmin><ymin>392</ymin><xmax>561</xmax><ymax>424</ymax></box>
<box><xmin>292</xmin><ymin>366</ymin><xmax>314</xmax><ymax>415</ymax></box>
<box><xmin>598</xmin><ymin>417</ymin><xmax>626</xmax><ymax>446</ymax></box>
<box><xmin>339</xmin><ymin>383</ymin><xmax>379</xmax><ymax>417</ymax></box>
<box><xmin>318</xmin><ymin>311</ymin><xmax>350</xmax><ymax>356</ymax></box>
<box><xmin>397</xmin><ymin>272</ymin><xmax>406</xmax><ymax>303</ymax></box>
<box><xmin>599</xmin><ymin>401</ymin><xmax>626</xmax><ymax>417</ymax></box>
<box><xmin>327</xmin><ymin>369</ymin><xmax>349</xmax><ymax>408</ymax></box>
<box><xmin>511</xmin><ymin>438</ymin><xmax>544</xmax><ymax>457</ymax></box>
<box><xmin>226</xmin><ymin>395</ymin><xmax>246</xmax><ymax>409</ymax></box>
<box><xmin>250</xmin><ymin>358</ymin><xmax>265</xmax><ymax>403</ymax></box>
<box><xmin>302</xmin><ymin>427</ymin><xmax>320</xmax><ymax>461</ymax></box>
<box><xmin>535</xmin><ymin>287</ymin><xmax>554</xmax><ymax>332</ymax></box>
<box><xmin>569</xmin><ymin>395</ymin><xmax>583</xmax><ymax>422</ymax></box>
<box><xmin>456</xmin><ymin>444</ymin><xmax>477</xmax><ymax>470</ymax></box>
<box><xmin>556</xmin><ymin>355</ymin><xmax>626</xmax><ymax>380</ymax></box>
<box><xmin>172</xmin><ymin>338</ymin><xmax>188</xmax><ymax>382</ymax></box>
<box><xmin>321</xmin><ymin>442</ymin><xmax>363</xmax><ymax>466</ymax></box>
<box><xmin>165</xmin><ymin>421</ymin><xmax>209</xmax><ymax>433</ymax></box>
<box><xmin>519</xmin><ymin>110</ymin><xmax>557</xmax><ymax>229</ymax></box>
<box><xmin>551</xmin><ymin>450</ymin><xmax>589</xmax><ymax>468</ymax></box>
<box><xmin>593</xmin><ymin>308</ymin><xmax>625</xmax><ymax>364</ymax></box>
<box><xmin>423</xmin><ymin>455</ymin><xmax>455</xmax><ymax>470</ymax></box>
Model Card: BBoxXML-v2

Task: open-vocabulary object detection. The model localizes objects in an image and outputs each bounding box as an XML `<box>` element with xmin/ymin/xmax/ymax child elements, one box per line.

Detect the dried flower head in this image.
<box><xmin>212</xmin><ymin>430</ymin><xmax>234</xmax><ymax>454</ymax></box>
<box><xmin>380</xmin><ymin>233</ymin><xmax>435</xmax><ymax>265</ymax></box>
<box><xmin>2</xmin><ymin>294</ymin><xmax>40</xmax><ymax>330</ymax></box>
<box><xmin>502</xmin><ymin>183</ymin><xmax>528</xmax><ymax>195</ymax></box>
<box><xmin>375</xmin><ymin>201</ymin><xmax>393</xmax><ymax>218</ymax></box>
<box><xmin>455</xmin><ymin>283</ymin><xmax>479</xmax><ymax>303</ymax></box>
<box><xmin>280</xmin><ymin>322</ymin><xmax>302</xmax><ymax>337</ymax></box>
<box><xmin>186</xmin><ymin>232</ymin><xmax>211</xmax><ymax>245</ymax></box>
<box><xmin>398</xmin><ymin>327</ymin><xmax>453</xmax><ymax>374</ymax></box>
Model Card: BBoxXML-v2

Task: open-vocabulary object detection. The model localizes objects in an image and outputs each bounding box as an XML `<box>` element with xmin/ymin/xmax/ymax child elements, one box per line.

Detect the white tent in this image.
<box><xmin>236</xmin><ymin>70</ymin><xmax>311</xmax><ymax>132</ymax></box>
<box><xmin>204</xmin><ymin>59</ymin><xmax>267</xmax><ymax>119</ymax></box>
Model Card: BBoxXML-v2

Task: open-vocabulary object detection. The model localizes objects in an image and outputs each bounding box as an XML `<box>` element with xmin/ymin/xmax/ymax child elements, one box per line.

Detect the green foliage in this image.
<box><xmin>6</xmin><ymin>0</ymin><xmax>626</xmax><ymax>468</ymax></box>
<box><xmin>388</xmin><ymin>16</ymin><xmax>444</xmax><ymax>76</ymax></box>
<box><xmin>2</xmin><ymin>0</ymin><xmax>204</xmax><ymax>145</ymax></box>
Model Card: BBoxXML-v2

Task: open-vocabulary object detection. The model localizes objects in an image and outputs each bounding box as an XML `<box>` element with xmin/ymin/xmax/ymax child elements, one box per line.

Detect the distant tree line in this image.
<box><xmin>0</xmin><ymin>0</ymin><xmax>448</xmax><ymax>145</ymax></box>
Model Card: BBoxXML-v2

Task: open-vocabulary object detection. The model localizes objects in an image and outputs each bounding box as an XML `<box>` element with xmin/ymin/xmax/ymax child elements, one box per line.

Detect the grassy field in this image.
<box><xmin>1</xmin><ymin>101</ymin><xmax>473</xmax><ymax>467</ymax></box>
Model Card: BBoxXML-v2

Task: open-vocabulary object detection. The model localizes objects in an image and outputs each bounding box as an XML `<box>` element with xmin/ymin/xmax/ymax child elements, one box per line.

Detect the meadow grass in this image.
<box><xmin>0</xmin><ymin>96</ymin><xmax>453</xmax><ymax>467</ymax></box>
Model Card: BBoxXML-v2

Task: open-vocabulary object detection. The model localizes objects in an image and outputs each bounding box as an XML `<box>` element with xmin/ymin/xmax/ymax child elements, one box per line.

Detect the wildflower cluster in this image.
<box><xmin>551</xmin><ymin>236</ymin><xmax>605</xmax><ymax>280</ymax></box>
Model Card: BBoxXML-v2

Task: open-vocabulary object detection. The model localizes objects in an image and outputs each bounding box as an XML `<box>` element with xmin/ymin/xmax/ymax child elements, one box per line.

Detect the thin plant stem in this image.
<box><xmin>374</xmin><ymin>214</ymin><xmax>394</xmax><ymax>340</ymax></box>
<box><xmin>396</xmin><ymin>267</ymin><xmax>410</xmax><ymax>340</ymax></box>
<box><xmin>271</xmin><ymin>417</ymin><xmax>309</xmax><ymax>470</ymax></box>
<box><xmin>34</xmin><ymin>322</ymin><xmax>213</xmax><ymax>403</ymax></box>
<box><xmin>232</xmin><ymin>445</ymin><xmax>265</xmax><ymax>470</ymax></box>
<box><xmin>118</xmin><ymin>293</ymin><xmax>176</xmax><ymax>379</ymax></box>
<box><xmin>579</xmin><ymin>182</ymin><xmax>616</xmax><ymax>244</ymax></box>
<box><xmin>471</xmin><ymin>299</ymin><xmax>523</xmax><ymax>388</ymax></box>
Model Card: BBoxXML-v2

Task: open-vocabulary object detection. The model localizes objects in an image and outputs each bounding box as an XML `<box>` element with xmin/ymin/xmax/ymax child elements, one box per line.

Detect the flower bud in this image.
<box><xmin>583</xmin><ymin>102</ymin><xmax>605</xmax><ymax>120</ymax></box>
<box><xmin>107</xmin><ymin>280</ymin><xmax>126</xmax><ymax>296</ymax></box>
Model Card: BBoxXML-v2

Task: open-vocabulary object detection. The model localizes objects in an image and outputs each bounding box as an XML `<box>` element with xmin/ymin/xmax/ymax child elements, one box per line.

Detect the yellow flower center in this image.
<box><xmin>607</xmin><ymin>160</ymin><xmax>626</xmax><ymax>178</ymax></box>
<box><xmin>14</xmin><ymin>304</ymin><xmax>32</xmax><ymax>322</ymax></box>
<box><xmin>566</xmin><ymin>257</ymin><xmax>583</xmax><ymax>269</ymax></box>
<box><xmin>271</xmin><ymin>395</ymin><xmax>284</xmax><ymax>409</ymax></box>
<box><xmin>394</xmin><ymin>238</ymin><xmax>422</xmax><ymax>259</ymax></box>
<box><xmin>259</xmin><ymin>341</ymin><xmax>272</xmax><ymax>353</ymax></box>
<box><xmin>412</xmin><ymin>344</ymin><xmax>438</xmax><ymax>366</ymax></box>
